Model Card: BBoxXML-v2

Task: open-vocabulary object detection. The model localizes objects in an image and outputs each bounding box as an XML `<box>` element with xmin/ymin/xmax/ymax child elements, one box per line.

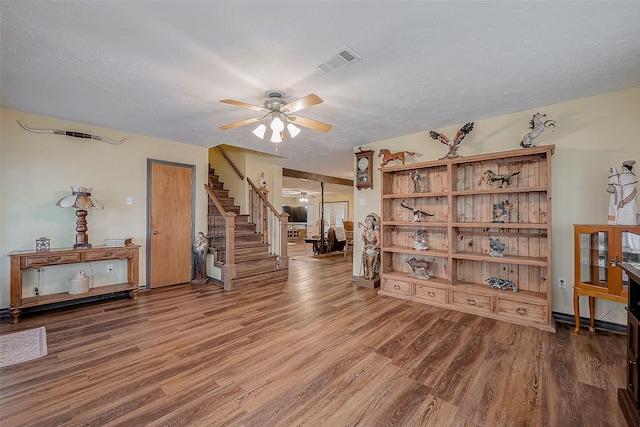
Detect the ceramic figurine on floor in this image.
<box><xmin>429</xmin><ymin>122</ymin><xmax>474</xmax><ymax>159</ymax></box>
<box><xmin>520</xmin><ymin>113</ymin><xmax>556</xmax><ymax>148</ymax></box>
<box><xmin>406</xmin><ymin>257</ymin><xmax>431</xmax><ymax>279</ymax></box>
<box><xmin>361</xmin><ymin>213</ymin><xmax>381</xmax><ymax>281</ymax></box>
<box><xmin>489</xmin><ymin>238</ymin><xmax>505</xmax><ymax>257</ymax></box>
<box><xmin>192</xmin><ymin>231</ymin><xmax>209</xmax><ymax>284</ymax></box>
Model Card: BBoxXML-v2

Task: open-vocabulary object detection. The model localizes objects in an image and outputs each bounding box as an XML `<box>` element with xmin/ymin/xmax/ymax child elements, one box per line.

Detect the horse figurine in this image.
<box><xmin>483</xmin><ymin>170</ymin><xmax>520</xmax><ymax>188</ymax></box>
<box><xmin>520</xmin><ymin>113</ymin><xmax>556</xmax><ymax>148</ymax></box>
<box><xmin>608</xmin><ymin>160</ymin><xmax>639</xmax><ymax>225</ymax></box>
<box><xmin>378</xmin><ymin>149</ymin><xmax>415</xmax><ymax>166</ymax></box>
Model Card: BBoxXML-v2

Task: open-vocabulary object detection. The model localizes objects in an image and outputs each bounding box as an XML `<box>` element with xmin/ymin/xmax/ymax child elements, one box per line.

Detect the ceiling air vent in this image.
<box><xmin>317</xmin><ymin>46</ymin><xmax>362</xmax><ymax>74</ymax></box>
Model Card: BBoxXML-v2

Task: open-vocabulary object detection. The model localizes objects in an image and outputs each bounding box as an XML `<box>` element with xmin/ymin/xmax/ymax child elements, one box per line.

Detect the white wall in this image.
<box><xmin>353</xmin><ymin>87</ymin><xmax>640</xmax><ymax>324</ymax></box>
<box><xmin>1</xmin><ymin>109</ymin><xmax>209</xmax><ymax>308</ymax></box>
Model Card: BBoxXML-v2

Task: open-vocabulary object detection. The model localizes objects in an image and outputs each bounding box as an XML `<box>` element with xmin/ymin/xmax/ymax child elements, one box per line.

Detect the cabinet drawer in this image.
<box><xmin>23</xmin><ymin>252</ymin><xmax>81</xmax><ymax>267</ymax></box>
<box><xmin>382</xmin><ymin>278</ymin><xmax>411</xmax><ymax>296</ymax></box>
<box><xmin>85</xmin><ymin>248</ymin><xmax>132</xmax><ymax>261</ymax></box>
<box><xmin>415</xmin><ymin>283</ymin><xmax>448</xmax><ymax>304</ymax></box>
<box><xmin>496</xmin><ymin>298</ymin><xmax>547</xmax><ymax>323</ymax></box>
<box><xmin>451</xmin><ymin>291</ymin><xmax>492</xmax><ymax>313</ymax></box>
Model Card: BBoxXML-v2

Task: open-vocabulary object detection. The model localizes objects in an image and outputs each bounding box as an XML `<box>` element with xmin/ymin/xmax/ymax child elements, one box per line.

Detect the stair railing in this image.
<box><xmin>204</xmin><ymin>182</ymin><xmax>236</xmax><ymax>290</ymax></box>
<box><xmin>246</xmin><ymin>177</ymin><xmax>288</xmax><ymax>268</ymax></box>
<box><xmin>216</xmin><ymin>146</ymin><xmax>244</xmax><ymax>180</ymax></box>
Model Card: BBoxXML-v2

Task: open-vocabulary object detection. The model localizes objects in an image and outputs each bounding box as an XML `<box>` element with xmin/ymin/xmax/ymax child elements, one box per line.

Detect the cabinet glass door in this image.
<box><xmin>579</xmin><ymin>231</ymin><xmax>609</xmax><ymax>288</ymax></box>
<box><xmin>622</xmin><ymin>231</ymin><xmax>640</xmax><ymax>292</ymax></box>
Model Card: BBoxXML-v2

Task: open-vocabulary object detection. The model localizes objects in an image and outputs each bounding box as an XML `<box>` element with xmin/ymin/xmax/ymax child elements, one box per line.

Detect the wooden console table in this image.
<box><xmin>8</xmin><ymin>245</ymin><xmax>140</xmax><ymax>324</ymax></box>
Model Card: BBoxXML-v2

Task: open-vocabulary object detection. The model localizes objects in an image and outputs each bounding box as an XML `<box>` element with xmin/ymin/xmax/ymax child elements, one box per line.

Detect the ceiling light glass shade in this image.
<box><xmin>270</xmin><ymin>115</ymin><xmax>285</xmax><ymax>133</ymax></box>
<box><xmin>271</xmin><ymin>131</ymin><xmax>282</xmax><ymax>143</ymax></box>
<box><xmin>300</xmin><ymin>197</ymin><xmax>308</xmax><ymax>202</ymax></box>
<box><xmin>252</xmin><ymin>124</ymin><xmax>267</xmax><ymax>139</ymax></box>
<box><xmin>287</xmin><ymin>123</ymin><xmax>301</xmax><ymax>138</ymax></box>
<box><xmin>56</xmin><ymin>187</ymin><xmax>104</xmax><ymax>209</ymax></box>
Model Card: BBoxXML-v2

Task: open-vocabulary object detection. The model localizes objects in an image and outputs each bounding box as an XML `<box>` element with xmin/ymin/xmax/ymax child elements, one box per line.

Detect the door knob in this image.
<box><xmin>153</xmin><ymin>231</ymin><xmax>159</xmax><ymax>235</ymax></box>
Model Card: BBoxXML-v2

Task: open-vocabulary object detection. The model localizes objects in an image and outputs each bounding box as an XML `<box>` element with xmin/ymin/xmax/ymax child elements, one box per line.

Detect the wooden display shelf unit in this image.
<box><xmin>379</xmin><ymin>145</ymin><xmax>555</xmax><ymax>331</ymax></box>
<box><xmin>8</xmin><ymin>245</ymin><xmax>140</xmax><ymax>324</ymax></box>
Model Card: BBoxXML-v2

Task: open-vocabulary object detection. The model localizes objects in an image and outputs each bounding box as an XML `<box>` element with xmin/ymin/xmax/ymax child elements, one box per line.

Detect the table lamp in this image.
<box><xmin>56</xmin><ymin>186</ymin><xmax>104</xmax><ymax>248</ymax></box>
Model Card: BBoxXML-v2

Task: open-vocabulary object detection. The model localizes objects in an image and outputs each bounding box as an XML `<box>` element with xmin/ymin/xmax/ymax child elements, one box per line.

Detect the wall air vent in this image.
<box><xmin>317</xmin><ymin>46</ymin><xmax>362</xmax><ymax>74</ymax></box>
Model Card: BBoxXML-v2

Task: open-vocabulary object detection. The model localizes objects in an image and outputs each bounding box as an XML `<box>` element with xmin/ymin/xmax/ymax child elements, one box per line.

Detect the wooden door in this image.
<box><xmin>148</xmin><ymin>159</ymin><xmax>195</xmax><ymax>288</ymax></box>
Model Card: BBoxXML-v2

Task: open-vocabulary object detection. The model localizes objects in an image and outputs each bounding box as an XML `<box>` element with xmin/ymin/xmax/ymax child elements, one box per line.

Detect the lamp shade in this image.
<box><xmin>56</xmin><ymin>187</ymin><xmax>104</xmax><ymax>209</ymax></box>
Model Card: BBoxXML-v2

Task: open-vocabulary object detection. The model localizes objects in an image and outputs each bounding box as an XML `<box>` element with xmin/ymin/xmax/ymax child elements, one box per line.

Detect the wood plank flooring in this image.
<box><xmin>0</xmin><ymin>242</ymin><xmax>628</xmax><ymax>426</ymax></box>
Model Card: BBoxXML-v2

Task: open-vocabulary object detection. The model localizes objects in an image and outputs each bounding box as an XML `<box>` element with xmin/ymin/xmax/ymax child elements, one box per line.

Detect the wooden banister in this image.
<box><xmin>246</xmin><ymin>177</ymin><xmax>281</xmax><ymax>217</ymax></box>
<box><xmin>204</xmin><ymin>184</ymin><xmax>227</xmax><ymax>215</ymax></box>
<box><xmin>216</xmin><ymin>146</ymin><xmax>244</xmax><ymax>180</ymax></box>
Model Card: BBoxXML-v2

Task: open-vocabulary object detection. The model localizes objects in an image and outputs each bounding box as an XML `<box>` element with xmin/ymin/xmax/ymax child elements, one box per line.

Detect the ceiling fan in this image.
<box><xmin>219</xmin><ymin>91</ymin><xmax>332</xmax><ymax>144</ymax></box>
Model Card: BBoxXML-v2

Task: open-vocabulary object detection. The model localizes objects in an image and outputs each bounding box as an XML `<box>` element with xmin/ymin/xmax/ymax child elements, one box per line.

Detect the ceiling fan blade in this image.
<box><xmin>281</xmin><ymin>94</ymin><xmax>323</xmax><ymax>114</ymax></box>
<box><xmin>289</xmin><ymin>115</ymin><xmax>332</xmax><ymax>133</ymax></box>
<box><xmin>219</xmin><ymin>116</ymin><xmax>264</xmax><ymax>130</ymax></box>
<box><xmin>220</xmin><ymin>99</ymin><xmax>269</xmax><ymax>113</ymax></box>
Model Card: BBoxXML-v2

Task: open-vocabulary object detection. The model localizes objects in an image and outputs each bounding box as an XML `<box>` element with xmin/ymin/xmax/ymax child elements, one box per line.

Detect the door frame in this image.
<box><xmin>146</xmin><ymin>158</ymin><xmax>196</xmax><ymax>289</ymax></box>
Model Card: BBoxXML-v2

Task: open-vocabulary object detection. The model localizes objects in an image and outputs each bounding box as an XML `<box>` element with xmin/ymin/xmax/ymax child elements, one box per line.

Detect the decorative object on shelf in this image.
<box><xmin>489</xmin><ymin>238</ymin><xmax>505</xmax><ymax>257</ymax></box>
<box><xmin>378</xmin><ymin>149</ymin><xmax>415</xmax><ymax>167</ymax></box>
<box><xmin>259</xmin><ymin>172</ymin><xmax>269</xmax><ymax>195</ymax></box>
<box><xmin>18</xmin><ymin>121</ymin><xmax>125</xmax><ymax>145</ymax></box>
<box><xmin>378</xmin><ymin>145</ymin><xmax>554</xmax><ymax>331</ymax></box>
<box><xmin>406</xmin><ymin>257</ymin><xmax>431</xmax><ymax>279</ymax></box>
<box><xmin>413</xmin><ymin>229</ymin><xmax>429</xmax><ymax>250</ymax></box>
<box><xmin>401</xmin><ymin>199</ymin><xmax>434</xmax><ymax>222</ymax></box>
<box><xmin>429</xmin><ymin>122</ymin><xmax>474</xmax><ymax>159</ymax></box>
<box><xmin>56</xmin><ymin>186</ymin><xmax>104</xmax><ymax>249</ymax></box>
<box><xmin>520</xmin><ymin>113</ymin><xmax>556</xmax><ymax>148</ymax></box>
<box><xmin>483</xmin><ymin>170</ymin><xmax>520</xmax><ymax>188</ymax></box>
<box><xmin>105</xmin><ymin>238</ymin><xmax>133</xmax><ymax>247</ymax></box>
<box><xmin>486</xmin><ymin>276</ymin><xmax>518</xmax><ymax>292</ymax></box>
<box><xmin>218</xmin><ymin>91</ymin><xmax>331</xmax><ymax>147</ymax></box>
<box><xmin>355</xmin><ymin>148</ymin><xmax>375</xmax><ymax>190</ymax></box>
<box><xmin>410</xmin><ymin>171</ymin><xmax>422</xmax><ymax>193</ymax></box>
<box><xmin>68</xmin><ymin>270</ymin><xmax>91</xmax><ymax>295</ymax></box>
<box><xmin>361</xmin><ymin>213</ymin><xmax>381</xmax><ymax>281</ymax></box>
<box><xmin>192</xmin><ymin>231</ymin><xmax>209</xmax><ymax>284</ymax></box>
<box><xmin>608</xmin><ymin>160</ymin><xmax>639</xmax><ymax>225</ymax></box>
<box><xmin>35</xmin><ymin>237</ymin><xmax>50</xmax><ymax>252</ymax></box>
<box><xmin>492</xmin><ymin>200</ymin><xmax>512</xmax><ymax>223</ymax></box>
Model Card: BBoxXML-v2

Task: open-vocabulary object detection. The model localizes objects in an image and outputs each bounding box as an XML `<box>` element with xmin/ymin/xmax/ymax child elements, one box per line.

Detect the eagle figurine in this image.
<box><xmin>429</xmin><ymin>122</ymin><xmax>474</xmax><ymax>159</ymax></box>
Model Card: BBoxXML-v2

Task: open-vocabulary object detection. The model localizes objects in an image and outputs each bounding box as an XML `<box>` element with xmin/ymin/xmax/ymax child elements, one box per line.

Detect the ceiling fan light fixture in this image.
<box><xmin>252</xmin><ymin>123</ymin><xmax>267</xmax><ymax>139</ymax></box>
<box><xmin>270</xmin><ymin>114</ymin><xmax>285</xmax><ymax>133</ymax></box>
<box><xmin>271</xmin><ymin>131</ymin><xmax>283</xmax><ymax>143</ymax></box>
<box><xmin>287</xmin><ymin>123</ymin><xmax>301</xmax><ymax>138</ymax></box>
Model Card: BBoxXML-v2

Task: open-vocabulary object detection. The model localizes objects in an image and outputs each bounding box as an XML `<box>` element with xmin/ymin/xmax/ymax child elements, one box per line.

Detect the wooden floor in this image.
<box><xmin>0</xmin><ymin>242</ymin><xmax>628</xmax><ymax>426</ymax></box>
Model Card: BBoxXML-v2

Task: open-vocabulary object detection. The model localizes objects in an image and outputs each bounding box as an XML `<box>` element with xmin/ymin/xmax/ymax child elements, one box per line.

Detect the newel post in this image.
<box><xmin>223</xmin><ymin>211</ymin><xmax>236</xmax><ymax>290</ymax></box>
<box><xmin>279</xmin><ymin>212</ymin><xmax>289</xmax><ymax>269</ymax></box>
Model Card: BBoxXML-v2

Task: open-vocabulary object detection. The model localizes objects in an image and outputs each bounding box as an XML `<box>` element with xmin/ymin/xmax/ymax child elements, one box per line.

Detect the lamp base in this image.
<box><xmin>74</xmin><ymin>243</ymin><xmax>92</xmax><ymax>249</ymax></box>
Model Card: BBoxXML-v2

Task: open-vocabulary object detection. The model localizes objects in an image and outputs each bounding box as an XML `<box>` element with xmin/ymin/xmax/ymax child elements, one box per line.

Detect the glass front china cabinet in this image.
<box><xmin>573</xmin><ymin>224</ymin><xmax>640</xmax><ymax>334</ymax></box>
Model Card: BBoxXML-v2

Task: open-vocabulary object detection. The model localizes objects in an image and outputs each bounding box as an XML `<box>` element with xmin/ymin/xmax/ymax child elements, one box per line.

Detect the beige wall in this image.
<box><xmin>353</xmin><ymin>87</ymin><xmax>640</xmax><ymax>324</ymax></box>
<box><xmin>1</xmin><ymin>109</ymin><xmax>210</xmax><ymax>308</ymax></box>
<box><xmin>208</xmin><ymin>144</ymin><xmax>283</xmax><ymax>215</ymax></box>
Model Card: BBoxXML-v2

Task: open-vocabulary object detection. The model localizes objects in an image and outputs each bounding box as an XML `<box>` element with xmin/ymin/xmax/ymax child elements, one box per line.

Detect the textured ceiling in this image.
<box><xmin>2</xmin><ymin>1</ymin><xmax>639</xmax><ymax>198</ymax></box>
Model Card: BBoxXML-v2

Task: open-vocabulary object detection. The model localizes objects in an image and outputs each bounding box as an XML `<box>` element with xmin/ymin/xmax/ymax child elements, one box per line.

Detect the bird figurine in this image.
<box><xmin>429</xmin><ymin>122</ymin><xmax>474</xmax><ymax>159</ymax></box>
<box><xmin>401</xmin><ymin>200</ymin><xmax>434</xmax><ymax>222</ymax></box>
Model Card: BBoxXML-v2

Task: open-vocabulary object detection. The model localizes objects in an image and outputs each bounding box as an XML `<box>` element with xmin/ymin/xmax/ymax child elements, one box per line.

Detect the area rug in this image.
<box><xmin>1</xmin><ymin>326</ymin><xmax>47</xmax><ymax>368</ymax></box>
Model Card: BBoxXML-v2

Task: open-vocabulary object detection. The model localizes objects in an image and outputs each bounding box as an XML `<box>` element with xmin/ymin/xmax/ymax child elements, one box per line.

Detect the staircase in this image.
<box><xmin>207</xmin><ymin>169</ymin><xmax>288</xmax><ymax>289</ymax></box>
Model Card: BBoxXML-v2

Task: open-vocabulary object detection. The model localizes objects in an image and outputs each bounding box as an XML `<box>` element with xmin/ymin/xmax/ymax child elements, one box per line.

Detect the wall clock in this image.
<box><xmin>355</xmin><ymin>150</ymin><xmax>374</xmax><ymax>190</ymax></box>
